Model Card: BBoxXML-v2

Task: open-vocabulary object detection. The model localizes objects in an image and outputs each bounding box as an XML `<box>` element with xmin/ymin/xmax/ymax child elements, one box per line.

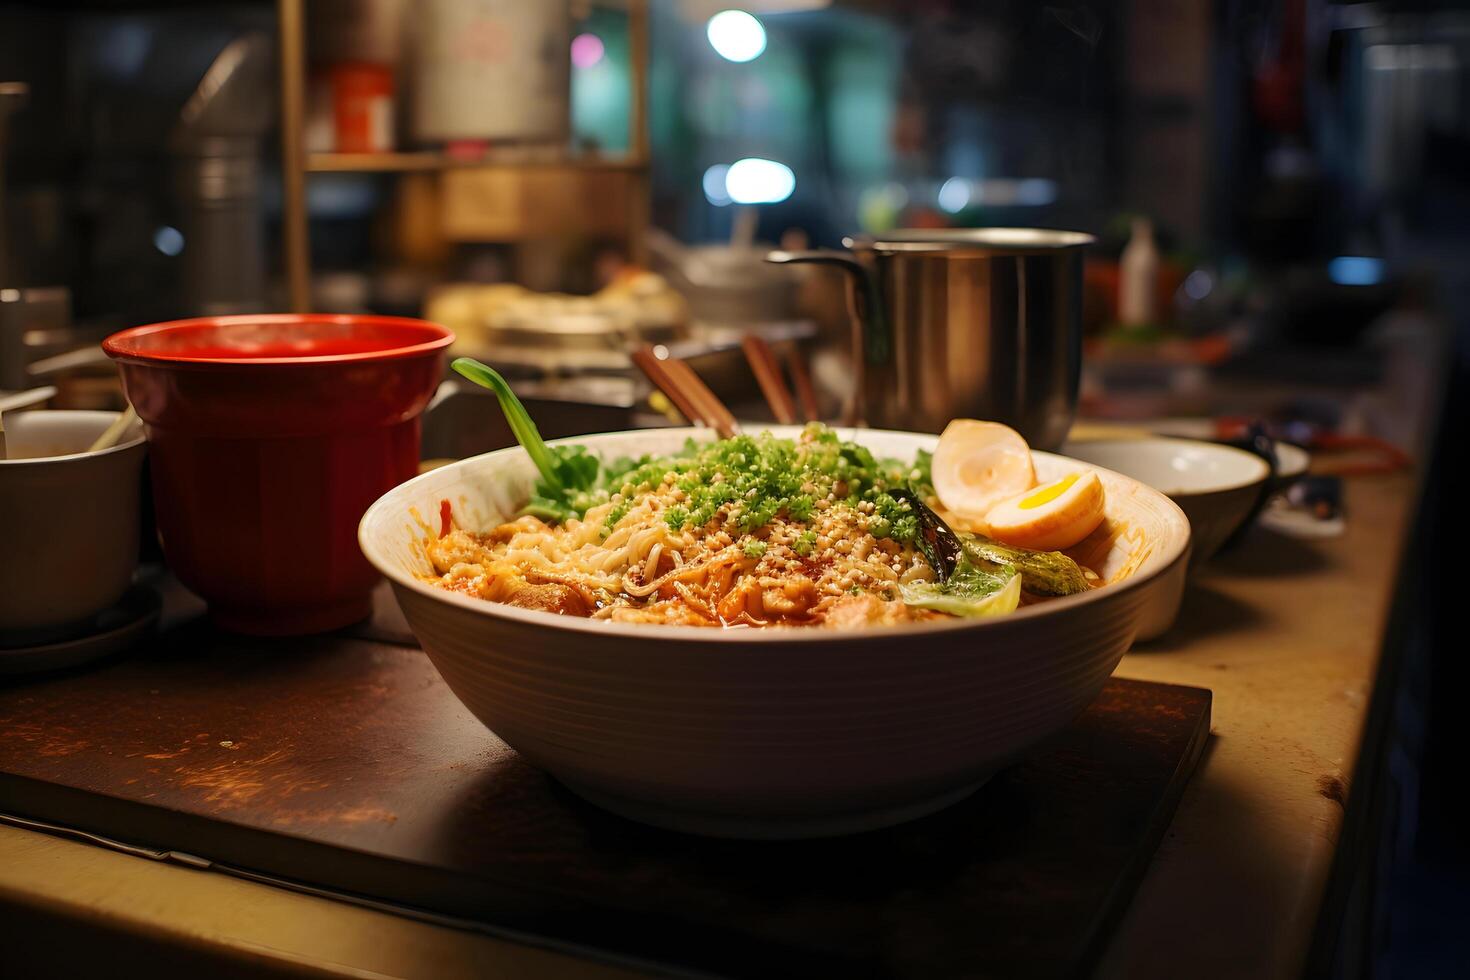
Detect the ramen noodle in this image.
<box><xmin>422</xmin><ymin>422</ymin><xmax>1094</xmax><ymax>629</ymax></box>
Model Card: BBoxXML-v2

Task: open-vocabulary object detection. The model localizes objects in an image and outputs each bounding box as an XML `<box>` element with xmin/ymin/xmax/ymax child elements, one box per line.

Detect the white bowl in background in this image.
<box><xmin>1275</xmin><ymin>441</ymin><xmax>1311</xmax><ymax>483</ymax></box>
<box><xmin>360</xmin><ymin>426</ymin><xmax>1190</xmax><ymax>838</ymax></box>
<box><xmin>0</xmin><ymin>411</ymin><xmax>146</xmax><ymax>635</ymax></box>
<box><xmin>1063</xmin><ymin>437</ymin><xmax>1315</xmax><ymax>640</ymax></box>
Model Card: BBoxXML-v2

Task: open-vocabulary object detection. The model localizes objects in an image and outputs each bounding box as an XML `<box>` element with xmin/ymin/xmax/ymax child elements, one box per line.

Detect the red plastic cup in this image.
<box><xmin>103</xmin><ymin>314</ymin><xmax>453</xmax><ymax>634</ymax></box>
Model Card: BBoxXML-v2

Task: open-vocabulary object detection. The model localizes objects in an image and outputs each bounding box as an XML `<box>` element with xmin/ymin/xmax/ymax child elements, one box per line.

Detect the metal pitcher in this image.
<box><xmin>768</xmin><ymin>228</ymin><xmax>1093</xmax><ymax>450</ymax></box>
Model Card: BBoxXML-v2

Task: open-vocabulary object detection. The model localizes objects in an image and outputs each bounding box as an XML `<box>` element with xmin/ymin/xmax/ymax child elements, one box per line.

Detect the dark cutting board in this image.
<box><xmin>0</xmin><ymin>588</ymin><xmax>1211</xmax><ymax>980</ymax></box>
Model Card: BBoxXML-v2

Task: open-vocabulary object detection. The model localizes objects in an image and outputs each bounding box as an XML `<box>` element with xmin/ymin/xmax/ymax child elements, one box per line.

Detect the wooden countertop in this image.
<box><xmin>1101</xmin><ymin>470</ymin><xmax>1413</xmax><ymax>979</ymax></box>
<box><xmin>0</xmin><ymin>472</ymin><xmax>1414</xmax><ymax>979</ymax></box>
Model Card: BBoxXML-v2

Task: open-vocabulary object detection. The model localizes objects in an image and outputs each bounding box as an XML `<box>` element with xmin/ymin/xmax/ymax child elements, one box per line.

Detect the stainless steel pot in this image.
<box><xmin>768</xmin><ymin>228</ymin><xmax>1093</xmax><ymax>450</ymax></box>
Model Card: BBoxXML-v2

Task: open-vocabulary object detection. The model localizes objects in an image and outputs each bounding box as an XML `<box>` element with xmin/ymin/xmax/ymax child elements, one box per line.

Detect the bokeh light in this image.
<box><xmin>702</xmin><ymin>164</ymin><xmax>733</xmax><ymax>206</ymax></box>
<box><xmin>725</xmin><ymin>158</ymin><xmax>795</xmax><ymax>204</ymax></box>
<box><xmin>707</xmin><ymin>10</ymin><xmax>767</xmax><ymax>63</ymax></box>
<box><xmin>858</xmin><ymin>183</ymin><xmax>908</xmax><ymax>232</ymax></box>
<box><xmin>1182</xmin><ymin>269</ymin><xmax>1214</xmax><ymax>300</ymax></box>
<box><xmin>1328</xmin><ymin>256</ymin><xmax>1384</xmax><ymax>286</ymax></box>
<box><xmin>1015</xmin><ymin>178</ymin><xmax>1058</xmax><ymax>206</ymax></box>
<box><xmin>937</xmin><ymin>177</ymin><xmax>970</xmax><ymax>214</ymax></box>
<box><xmin>571</xmin><ymin>33</ymin><xmax>605</xmax><ymax>69</ymax></box>
<box><xmin>152</xmin><ymin>225</ymin><xmax>184</xmax><ymax>256</ymax></box>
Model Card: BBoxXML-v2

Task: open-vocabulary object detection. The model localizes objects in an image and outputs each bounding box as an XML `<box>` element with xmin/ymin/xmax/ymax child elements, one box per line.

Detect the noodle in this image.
<box><xmin>418</xmin><ymin>425</ymin><xmax>1088</xmax><ymax>628</ymax></box>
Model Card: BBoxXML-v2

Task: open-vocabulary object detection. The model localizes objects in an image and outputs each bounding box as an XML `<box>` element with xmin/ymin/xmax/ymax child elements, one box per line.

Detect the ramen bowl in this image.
<box><xmin>360</xmin><ymin>426</ymin><xmax>1190</xmax><ymax>838</ymax></box>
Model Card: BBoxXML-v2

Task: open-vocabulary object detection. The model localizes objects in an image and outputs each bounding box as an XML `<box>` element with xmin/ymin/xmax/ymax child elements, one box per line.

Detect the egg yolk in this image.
<box><xmin>1019</xmin><ymin>474</ymin><xmax>1079</xmax><ymax>510</ymax></box>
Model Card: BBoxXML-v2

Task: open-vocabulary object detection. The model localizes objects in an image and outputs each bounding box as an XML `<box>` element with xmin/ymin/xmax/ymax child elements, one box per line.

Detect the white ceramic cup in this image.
<box><xmin>0</xmin><ymin>410</ymin><xmax>146</xmax><ymax>635</ymax></box>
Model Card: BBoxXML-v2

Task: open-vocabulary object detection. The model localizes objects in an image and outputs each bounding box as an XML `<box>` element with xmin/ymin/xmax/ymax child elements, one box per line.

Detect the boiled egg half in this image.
<box><xmin>931</xmin><ymin>420</ymin><xmax>1036</xmax><ymax>524</ymax></box>
<box><xmin>984</xmin><ymin>470</ymin><xmax>1106</xmax><ymax>551</ymax></box>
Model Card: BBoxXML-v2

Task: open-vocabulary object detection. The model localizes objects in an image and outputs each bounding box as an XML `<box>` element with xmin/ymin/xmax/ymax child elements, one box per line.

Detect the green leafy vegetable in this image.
<box><xmin>900</xmin><ymin>567</ymin><xmax>1022</xmax><ymax>617</ymax></box>
<box><xmin>959</xmin><ymin>534</ymin><xmax>1091</xmax><ymax>597</ymax></box>
<box><xmin>452</xmin><ymin>358</ymin><xmax>615</xmax><ymax>523</ymax></box>
<box><xmin>453</xmin><ymin>359</ymin><xmax>563</xmax><ymax>490</ymax></box>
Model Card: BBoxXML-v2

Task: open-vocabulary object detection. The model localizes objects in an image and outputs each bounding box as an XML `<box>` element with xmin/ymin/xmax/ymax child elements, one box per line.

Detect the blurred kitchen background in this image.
<box><xmin>3</xmin><ymin>0</ymin><xmax>1466</xmax><ymax>448</ymax></box>
<box><xmin>2</xmin><ymin>0</ymin><xmax>1468</xmax><ymax>973</ymax></box>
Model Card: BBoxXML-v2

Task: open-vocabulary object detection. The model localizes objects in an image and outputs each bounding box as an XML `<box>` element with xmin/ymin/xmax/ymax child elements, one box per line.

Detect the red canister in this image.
<box><xmin>331</xmin><ymin>62</ymin><xmax>394</xmax><ymax>153</ymax></box>
<box><xmin>103</xmin><ymin>315</ymin><xmax>452</xmax><ymax>634</ymax></box>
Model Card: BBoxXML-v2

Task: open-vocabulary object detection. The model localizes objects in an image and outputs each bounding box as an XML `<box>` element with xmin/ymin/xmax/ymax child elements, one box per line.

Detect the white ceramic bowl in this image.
<box><xmin>0</xmin><ymin>410</ymin><xmax>146</xmax><ymax>635</ymax></box>
<box><xmin>1275</xmin><ymin>441</ymin><xmax>1311</xmax><ymax>483</ymax></box>
<box><xmin>360</xmin><ymin>427</ymin><xmax>1190</xmax><ymax>838</ymax></box>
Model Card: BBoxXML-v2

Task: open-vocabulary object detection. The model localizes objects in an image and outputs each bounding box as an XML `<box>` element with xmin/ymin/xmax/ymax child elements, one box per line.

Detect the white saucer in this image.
<box><xmin>0</xmin><ymin>587</ymin><xmax>161</xmax><ymax>676</ymax></box>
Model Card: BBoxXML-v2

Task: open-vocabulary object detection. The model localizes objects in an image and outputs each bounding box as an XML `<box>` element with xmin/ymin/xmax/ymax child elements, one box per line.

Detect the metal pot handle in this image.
<box><xmin>766</xmin><ymin>249</ymin><xmax>890</xmax><ymax>364</ymax></box>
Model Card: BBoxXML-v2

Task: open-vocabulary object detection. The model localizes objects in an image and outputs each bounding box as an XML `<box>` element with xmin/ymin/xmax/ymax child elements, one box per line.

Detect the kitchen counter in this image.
<box><xmin>1100</xmin><ymin>470</ymin><xmax>1413</xmax><ymax>978</ymax></box>
<box><xmin>0</xmin><ymin>471</ymin><xmax>1415</xmax><ymax>979</ymax></box>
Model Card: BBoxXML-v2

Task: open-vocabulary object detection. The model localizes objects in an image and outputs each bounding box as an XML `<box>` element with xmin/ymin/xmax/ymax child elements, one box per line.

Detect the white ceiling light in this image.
<box><xmin>707</xmin><ymin>10</ymin><xmax>767</xmax><ymax>63</ymax></box>
<box><xmin>725</xmin><ymin>157</ymin><xmax>794</xmax><ymax>204</ymax></box>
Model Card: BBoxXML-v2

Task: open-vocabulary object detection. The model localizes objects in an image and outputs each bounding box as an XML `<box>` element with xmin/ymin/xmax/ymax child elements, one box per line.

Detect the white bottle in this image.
<box><xmin>1119</xmin><ymin>217</ymin><xmax>1159</xmax><ymax>328</ymax></box>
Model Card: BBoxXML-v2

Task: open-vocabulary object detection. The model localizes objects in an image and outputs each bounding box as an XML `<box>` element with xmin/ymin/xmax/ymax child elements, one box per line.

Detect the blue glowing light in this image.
<box><xmin>937</xmin><ymin>177</ymin><xmax>970</xmax><ymax>214</ymax></box>
<box><xmin>702</xmin><ymin>164</ymin><xmax>732</xmax><ymax>206</ymax></box>
<box><xmin>153</xmin><ymin>226</ymin><xmax>184</xmax><ymax>256</ymax></box>
<box><xmin>1328</xmin><ymin>256</ymin><xmax>1383</xmax><ymax>286</ymax></box>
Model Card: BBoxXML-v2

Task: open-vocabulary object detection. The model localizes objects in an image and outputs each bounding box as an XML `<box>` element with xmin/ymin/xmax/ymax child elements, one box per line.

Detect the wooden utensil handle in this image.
<box><xmin>741</xmin><ymin>335</ymin><xmax>797</xmax><ymax>425</ymax></box>
<box><xmin>784</xmin><ymin>344</ymin><xmax>820</xmax><ymax>423</ymax></box>
<box><xmin>631</xmin><ymin>346</ymin><xmax>740</xmax><ymax>438</ymax></box>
